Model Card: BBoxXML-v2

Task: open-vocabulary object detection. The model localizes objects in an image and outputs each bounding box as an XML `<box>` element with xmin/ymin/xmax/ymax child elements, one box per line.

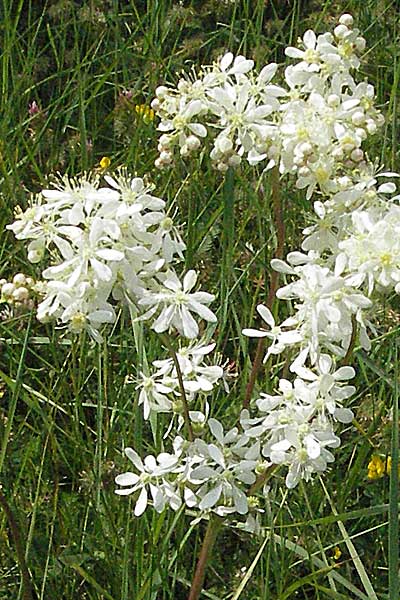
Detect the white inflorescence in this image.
<box><xmin>115</xmin><ymin>15</ymin><xmax>400</xmax><ymax>523</ymax></box>
<box><xmin>7</xmin><ymin>15</ymin><xmax>400</xmax><ymax>524</ymax></box>
<box><xmin>7</xmin><ymin>171</ymin><xmax>216</xmax><ymax>342</ymax></box>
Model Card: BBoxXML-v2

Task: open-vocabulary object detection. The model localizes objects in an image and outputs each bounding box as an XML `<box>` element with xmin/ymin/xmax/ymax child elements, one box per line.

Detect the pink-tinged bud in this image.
<box><xmin>28</xmin><ymin>101</ymin><xmax>40</xmax><ymax>116</ymax></box>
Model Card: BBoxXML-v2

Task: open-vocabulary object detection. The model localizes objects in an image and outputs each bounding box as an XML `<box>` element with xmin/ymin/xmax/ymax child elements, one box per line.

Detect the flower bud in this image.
<box><xmin>331</xmin><ymin>147</ymin><xmax>344</xmax><ymax>160</ymax></box>
<box><xmin>352</xmin><ymin>111</ymin><xmax>365</xmax><ymax>126</ymax></box>
<box><xmin>327</xmin><ymin>94</ymin><xmax>340</xmax><ymax>107</ymax></box>
<box><xmin>159</xmin><ymin>151</ymin><xmax>173</xmax><ymax>165</ymax></box>
<box><xmin>216</xmin><ymin>161</ymin><xmax>229</xmax><ymax>173</ymax></box>
<box><xmin>13</xmin><ymin>273</ymin><xmax>27</xmax><ymax>286</ymax></box>
<box><xmin>159</xmin><ymin>134</ymin><xmax>171</xmax><ymax>148</ymax></box>
<box><xmin>355</xmin><ymin>37</ymin><xmax>366</xmax><ymax>52</ymax></box>
<box><xmin>155</xmin><ymin>85</ymin><xmax>168</xmax><ymax>99</ymax></box>
<box><xmin>299</xmin><ymin>142</ymin><xmax>313</xmax><ymax>156</ymax></box>
<box><xmin>12</xmin><ymin>287</ymin><xmax>29</xmax><ymax>302</ymax></box>
<box><xmin>228</xmin><ymin>154</ymin><xmax>241</xmax><ymax>168</ymax></box>
<box><xmin>28</xmin><ymin>248</ymin><xmax>44</xmax><ymax>263</ymax></box>
<box><xmin>355</xmin><ymin>128</ymin><xmax>367</xmax><ymax>141</ymax></box>
<box><xmin>366</xmin><ymin>120</ymin><xmax>377</xmax><ymax>134</ymax></box>
<box><xmin>334</xmin><ymin>24</ymin><xmax>348</xmax><ymax>39</ymax></box>
<box><xmin>1</xmin><ymin>282</ymin><xmax>15</xmax><ymax>298</ymax></box>
<box><xmin>339</xmin><ymin>14</ymin><xmax>353</xmax><ymax>27</ymax></box>
<box><xmin>351</xmin><ymin>148</ymin><xmax>364</xmax><ymax>162</ymax></box>
<box><xmin>216</xmin><ymin>136</ymin><xmax>233</xmax><ymax>154</ymax></box>
<box><xmin>186</xmin><ymin>135</ymin><xmax>201</xmax><ymax>152</ymax></box>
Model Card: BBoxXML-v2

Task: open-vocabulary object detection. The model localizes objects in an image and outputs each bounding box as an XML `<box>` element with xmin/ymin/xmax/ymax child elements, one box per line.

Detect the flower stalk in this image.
<box><xmin>160</xmin><ymin>334</ymin><xmax>194</xmax><ymax>442</ymax></box>
<box><xmin>188</xmin><ymin>514</ymin><xmax>223</xmax><ymax>600</ymax></box>
<box><xmin>244</xmin><ymin>166</ymin><xmax>284</xmax><ymax>408</ymax></box>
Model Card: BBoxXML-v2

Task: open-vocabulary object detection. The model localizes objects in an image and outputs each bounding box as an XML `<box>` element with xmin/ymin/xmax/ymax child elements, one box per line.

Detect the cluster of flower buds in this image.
<box><xmin>0</xmin><ymin>273</ymin><xmax>36</xmax><ymax>311</ymax></box>
<box><xmin>151</xmin><ymin>14</ymin><xmax>384</xmax><ymax>191</ymax></box>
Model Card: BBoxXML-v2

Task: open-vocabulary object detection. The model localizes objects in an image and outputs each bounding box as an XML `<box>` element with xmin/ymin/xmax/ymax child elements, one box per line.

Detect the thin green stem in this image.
<box><xmin>160</xmin><ymin>334</ymin><xmax>194</xmax><ymax>442</ymax></box>
<box><xmin>244</xmin><ymin>167</ymin><xmax>283</xmax><ymax>408</ymax></box>
<box><xmin>0</xmin><ymin>313</ymin><xmax>32</xmax><ymax>475</ymax></box>
<box><xmin>220</xmin><ymin>167</ymin><xmax>235</xmax><ymax>326</ymax></box>
<box><xmin>389</xmin><ymin>342</ymin><xmax>399</xmax><ymax>598</ymax></box>
<box><xmin>0</xmin><ymin>487</ymin><xmax>33</xmax><ymax>600</ymax></box>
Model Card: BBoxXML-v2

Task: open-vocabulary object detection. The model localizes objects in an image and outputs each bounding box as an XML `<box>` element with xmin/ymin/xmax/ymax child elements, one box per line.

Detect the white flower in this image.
<box><xmin>139</xmin><ymin>270</ymin><xmax>217</xmax><ymax>338</ymax></box>
<box><xmin>135</xmin><ymin>371</ymin><xmax>176</xmax><ymax>419</ymax></box>
<box><xmin>115</xmin><ymin>448</ymin><xmax>180</xmax><ymax>516</ymax></box>
<box><xmin>242</xmin><ymin>304</ymin><xmax>302</xmax><ymax>360</ymax></box>
<box><xmin>292</xmin><ymin>354</ymin><xmax>355</xmax><ymax>423</ymax></box>
<box><xmin>188</xmin><ymin>419</ymin><xmax>259</xmax><ymax>515</ymax></box>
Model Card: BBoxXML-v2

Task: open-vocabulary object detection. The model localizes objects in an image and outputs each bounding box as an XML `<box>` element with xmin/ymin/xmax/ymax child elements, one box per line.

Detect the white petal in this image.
<box><xmin>208</xmin><ymin>444</ymin><xmax>225</xmax><ymax>467</ymax></box>
<box><xmin>96</xmin><ymin>248</ymin><xmax>124</xmax><ymax>261</ymax></box>
<box><xmin>256</xmin><ymin>304</ymin><xmax>275</xmax><ymax>327</ymax></box>
<box><xmin>183</xmin><ymin>270</ymin><xmax>197</xmax><ymax>291</ymax></box>
<box><xmin>134</xmin><ymin>486</ymin><xmax>148</xmax><ymax>516</ymax></box>
<box><xmin>125</xmin><ymin>447</ymin><xmax>144</xmax><ymax>471</ymax></box>
<box><xmin>220</xmin><ymin>52</ymin><xmax>233</xmax><ymax>71</ymax></box>
<box><xmin>180</xmin><ymin>307</ymin><xmax>199</xmax><ymax>339</ymax></box>
<box><xmin>208</xmin><ymin>419</ymin><xmax>224</xmax><ymax>444</ymax></box>
<box><xmin>242</xmin><ymin>328</ymin><xmax>268</xmax><ymax>338</ymax></box>
<box><xmin>303</xmin><ymin>30</ymin><xmax>316</xmax><ymax>49</ymax></box>
<box><xmin>115</xmin><ymin>472</ymin><xmax>139</xmax><ymax>486</ymax></box>
<box><xmin>199</xmin><ymin>485</ymin><xmax>222</xmax><ymax>510</ymax></box>
<box><xmin>334</xmin><ymin>366</ymin><xmax>355</xmax><ymax>381</ymax></box>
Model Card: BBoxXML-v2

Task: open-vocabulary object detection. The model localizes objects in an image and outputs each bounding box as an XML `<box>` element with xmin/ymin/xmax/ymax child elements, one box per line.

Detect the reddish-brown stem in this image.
<box><xmin>340</xmin><ymin>315</ymin><xmax>358</xmax><ymax>366</ymax></box>
<box><xmin>188</xmin><ymin>515</ymin><xmax>223</xmax><ymax>600</ymax></box>
<box><xmin>247</xmin><ymin>464</ymin><xmax>278</xmax><ymax>496</ymax></box>
<box><xmin>244</xmin><ymin>167</ymin><xmax>285</xmax><ymax>408</ymax></box>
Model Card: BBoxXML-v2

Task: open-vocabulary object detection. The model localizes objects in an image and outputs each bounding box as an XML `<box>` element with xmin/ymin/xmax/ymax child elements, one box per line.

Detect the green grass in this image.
<box><xmin>0</xmin><ymin>1</ymin><xmax>399</xmax><ymax>599</ymax></box>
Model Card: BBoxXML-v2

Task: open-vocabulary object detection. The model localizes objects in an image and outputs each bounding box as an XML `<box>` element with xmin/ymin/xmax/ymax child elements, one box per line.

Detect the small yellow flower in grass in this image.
<box><xmin>367</xmin><ymin>455</ymin><xmax>391</xmax><ymax>479</ymax></box>
<box><xmin>332</xmin><ymin>546</ymin><xmax>342</xmax><ymax>560</ymax></box>
<box><xmin>135</xmin><ymin>104</ymin><xmax>155</xmax><ymax>123</ymax></box>
<box><xmin>99</xmin><ymin>156</ymin><xmax>111</xmax><ymax>169</ymax></box>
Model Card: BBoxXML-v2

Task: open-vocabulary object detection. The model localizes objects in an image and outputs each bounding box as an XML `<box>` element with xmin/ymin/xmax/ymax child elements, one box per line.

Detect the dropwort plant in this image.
<box><xmin>5</xmin><ymin>12</ymin><xmax>399</xmax><ymax>600</ymax></box>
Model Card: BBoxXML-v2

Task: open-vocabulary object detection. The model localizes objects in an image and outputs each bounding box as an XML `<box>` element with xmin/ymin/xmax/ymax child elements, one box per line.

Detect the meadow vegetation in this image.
<box><xmin>0</xmin><ymin>1</ymin><xmax>399</xmax><ymax>599</ymax></box>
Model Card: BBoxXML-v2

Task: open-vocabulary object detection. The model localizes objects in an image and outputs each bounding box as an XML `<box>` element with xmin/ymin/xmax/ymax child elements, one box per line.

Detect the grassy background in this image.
<box><xmin>0</xmin><ymin>1</ymin><xmax>399</xmax><ymax>598</ymax></box>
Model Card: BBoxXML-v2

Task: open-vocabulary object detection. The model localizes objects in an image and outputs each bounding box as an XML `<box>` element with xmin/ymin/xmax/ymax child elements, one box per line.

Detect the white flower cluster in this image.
<box><xmin>239</xmin><ymin>18</ymin><xmax>400</xmax><ymax>490</ymax></box>
<box><xmin>115</xmin><ymin>14</ymin><xmax>400</xmax><ymax>518</ymax></box>
<box><xmin>151</xmin><ymin>13</ymin><xmax>384</xmax><ymax>193</ymax></box>
<box><xmin>7</xmin><ymin>14</ymin><xmax>395</xmax><ymax>522</ymax></box>
<box><xmin>134</xmin><ymin>341</ymin><xmax>224</xmax><ymax>421</ymax></box>
<box><xmin>152</xmin><ymin>54</ymin><xmax>285</xmax><ymax>171</ymax></box>
<box><xmin>240</xmin><ymin>172</ymin><xmax>400</xmax><ymax>490</ymax></box>
<box><xmin>116</xmin><ymin>419</ymin><xmax>260</xmax><ymax>519</ymax></box>
<box><xmin>7</xmin><ymin>172</ymin><xmax>216</xmax><ymax>341</ymax></box>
